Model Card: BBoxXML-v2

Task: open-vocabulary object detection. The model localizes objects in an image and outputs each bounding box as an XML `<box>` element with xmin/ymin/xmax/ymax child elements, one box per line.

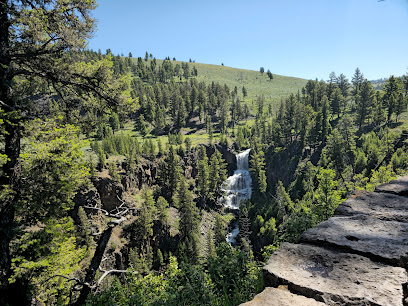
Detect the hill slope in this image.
<box><xmin>131</xmin><ymin>58</ymin><xmax>308</xmax><ymax>105</ymax></box>
<box><xmin>192</xmin><ymin>62</ymin><xmax>308</xmax><ymax>102</ymax></box>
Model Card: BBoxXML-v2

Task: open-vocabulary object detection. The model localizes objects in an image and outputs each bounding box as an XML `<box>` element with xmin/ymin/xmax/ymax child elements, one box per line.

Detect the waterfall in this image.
<box><xmin>222</xmin><ymin>149</ymin><xmax>252</xmax><ymax>244</ymax></box>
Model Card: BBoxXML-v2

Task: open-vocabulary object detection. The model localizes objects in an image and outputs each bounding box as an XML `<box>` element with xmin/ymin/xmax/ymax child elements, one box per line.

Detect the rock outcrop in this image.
<box><xmin>93</xmin><ymin>177</ymin><xmax>124</xmax><ymax>211</ymax></box>
<box><xmin>242</xmin><ymin>287</ymin><xmax>325</xmax><ymax>306</ymax></box>
<box><xmin>245</xmin><ymin>176</ymin><xmax>408</xmax><ymax>305</ymax></box>
<box><xmin>206</xmin><ymin>144</ymin><xmax>237</xmax><ymax>176</ymax></box>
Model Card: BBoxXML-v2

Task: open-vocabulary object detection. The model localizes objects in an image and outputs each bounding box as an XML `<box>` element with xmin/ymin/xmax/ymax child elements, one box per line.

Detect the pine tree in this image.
<box><xmin>77</xmin><ymin>206</ymin><xmax>93</xmax><ymax>249</ymax></box>
<box><xmin>155</xmin><ymin>249</ymin><xmax>164</xmax><ymax>269</ymax></box>
<box><xmin>136</xmin><ymin>189</ymin><xmax>156</xmax><ymax>241</ymax></box>
<box><xmin>275</xmin><ymin>181</ymin><xmax>294</xmax><ymax>222</ymax></box>
<box><xmin>158</xmin><ymin>146</ymin><xmax>182</xmax><ymax>201</ymax></box>
<box><xmin>136</xmin><ymin>114</ymin><xmax>148</xmax><ymax>137</ymax></box>
<box><xmin>384</xmin><ymin>75</ymin><xmax>401</xmax><ymax>122</ymax></box>
<box><xmin>89</xmin><ymin>155</ymin><xmax>97</xmax><ymax>180</ymax></box>
<box><xmin>250</xmin><ymin>150</ymin><xmax>267</xmax><ymax>193</ymax></box>
<box><xmin>208</xmin><ymin>151</ymin><xmax>227</xmax><ymax>199</ymax></box>
<box><xmin>336</xmin><ymin>73</ymin><xmax>350</xmax><ymax>111</ymax></box>
<box><xmin>242</xmin><ymin>86</ymin><xmax>247</xmax><ymax>98</ymax></box>
<box><xmin>0</xmin><ymin>2</ymin><xmax>130</xmax><ymax>290</ymax></box>
<box><xmin>173</xmin><ymin>176</ymin><xmax>200</xmax><ymax>264</ymax></box>
<box><xmin>325</xmin><ymin>129</ymin><xmax>346</xmax><ymax>174</ymax></box>
<box><xmin>330</xmin><ymin>87</ymin><xmax>344</xmax><ymax>118</ymax></box>
<box><xmin>373</xmin><ymin>91</ymin><xmax>385</xmax><ymax>126</ymax></box>
<box><xmin>196</xmin><ymin>146</ymin><xmax>210</xmax><ymax>205</ymax></box>
<box><xmin>355</xmin><ymin>80</ymin><xmax>375</xmax><ymax>128</ymax></box>
<box><xmin>109</xmin><ymin>112</ymin><xmax>120</xmax><ymax>133</ymax></box>
<box><xmin>320</xmin><ymin>95</ymin><xmax>331</xmax><ymax>143</ymax></box>
<box><xmin>352</xmin><ymin>67</ymin><xmax>364</xmax><ymax>95</ymax></box>
<box><xmin>395</xmin><ymin>92</ymin><xmax>407</xmax><ymax>121</ymax></box>
<box><xmin>267</xmin><ymin>69</ymin><xmax>273</xmax><ymax>80</ymax></box>
<box><xmin>108</xmin><ymin>162</ymin><xmax>120</xmax><ymax>183</ymax></box>
<box><xmin>314</xmin><ymin>168</ymin><xmax>342</xmax><ymax>223</ymax></box>
<box><xmin>214</xmin><ymin>214</ymin><xmax>226</xmax><ymax>245</ymax></box>
<box><xmin>156</xmin><ymin>196</ymin><xmax>169</xmax><ymax>230</ymax></box>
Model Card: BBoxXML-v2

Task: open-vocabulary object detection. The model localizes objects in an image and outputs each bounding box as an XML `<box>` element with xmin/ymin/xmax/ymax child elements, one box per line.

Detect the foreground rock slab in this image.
<box><xmin>241</xmin><ymin>287</ymin><xmax>324</xmax><ymax>306</ymax></box>
<box><xmin>335</xmin><ymin>190</ymin><xmax>408</xmax><ymax>222</ymax></box>
<box><xmin>299</xmin><ymin>214</ymin><xmax>408</xmax><ymax>268</ymax></box>
<box><xmin>375</xmin><ymin>176</ymin><xmax>408</xmax><ymax>196</ymax></box>
<box><xmin>263</xmin><ymin>243</ymin><xmax>407</xmax><ymax>306</ymax></box>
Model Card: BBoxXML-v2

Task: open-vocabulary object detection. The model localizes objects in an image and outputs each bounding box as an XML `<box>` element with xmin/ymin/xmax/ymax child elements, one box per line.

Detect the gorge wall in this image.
<box><xmin>243</xmin><ymin>176</ymin><xmax>408</xmax><ymax>306</ymax></box>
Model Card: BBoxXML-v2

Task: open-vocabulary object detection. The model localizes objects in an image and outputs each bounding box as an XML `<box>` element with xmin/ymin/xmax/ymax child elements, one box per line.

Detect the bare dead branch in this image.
<box><xmin>97</xmin><ymin>267</ymin><xmax>137</xmax><ymax>286</ymax></box>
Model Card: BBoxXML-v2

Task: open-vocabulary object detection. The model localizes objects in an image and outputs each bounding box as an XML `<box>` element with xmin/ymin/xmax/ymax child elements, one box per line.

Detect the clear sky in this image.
<box><xmin>88</xmin><ymin>0</ymin><xmax>408</xmax><ymax>81</ymax></box>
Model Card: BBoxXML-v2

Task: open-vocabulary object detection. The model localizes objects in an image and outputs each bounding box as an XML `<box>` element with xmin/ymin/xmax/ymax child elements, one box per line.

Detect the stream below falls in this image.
<box><xmin>221</xmin><ymin>149</ymin><xmax>252</xmax><ymax>244</ymax></box>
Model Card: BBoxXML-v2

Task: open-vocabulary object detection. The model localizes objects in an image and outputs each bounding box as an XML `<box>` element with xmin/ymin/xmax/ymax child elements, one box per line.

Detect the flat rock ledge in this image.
<box><xmin>264</xmin><ymin>243</ymin><xmax>407</xmax><ymax>305</ymax></box>
<box><xmin>299</xmin><ymin>215</ymin><xmax>408</xmax><ymax>268</ymax></box>
<box><xmin>241</xmin><ymin>287</ymin><xmax>325</xmax><ymax>306</ymax></box>
<box><xmin>244</xmin><ymin>176</ymin><xmax>408</xmax><ymax>306</ymax></box>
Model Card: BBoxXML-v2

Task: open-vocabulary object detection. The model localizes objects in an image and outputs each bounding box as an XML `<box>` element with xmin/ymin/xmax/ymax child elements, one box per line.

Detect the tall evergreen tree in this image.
<box><xmin>214</xmin><ymin>214</ymin><xmax>226</xmax><ymax>245</ymax></box>
<box><xmin>158</xmin><ymin>146</ymin><xmax>182</xmax><ymax>201</ymax></box>
<box><xmin>156</xmin><ymin>196</ymin><xmax>169</xmax><ymax>230</ymax></box>
<box><xmin>242</xmin><ymin>86</ymin><xmax>247</xmax><ymax>98</ymax></box>
<box><xmin>0</xmin><ymin>1</ymin><xmax>130</xmax><ymax>296</ymax></box>
<box><xmin>352</xmin><ymin>68</ymin><xmax>364</xmax><ymax>93</ymax></box>
<box><xmin>136</xmin><ymin>189</ymin><xmax>156</xmax><ymax>241</ymax></box>
<box><xmin>336</xmin><ymin>73</ymin><xmax>350</xmax><ymax>111</ymax></box>
<box><xmin>330</xmin><ymin>87</ymin><xmax>344</xmax><ymax>118</ymax></box>
<box><xmin>355</xmin><ymin>80</ymin><xmax>375</xmax><ymax>128</ymax></box>
<box><xmin>208</xmin><ymin>151</ymin><xmax>227</xmax><ymax>199</ymax></box>
<box><xmin>383</xmin><ymin>76</ymin><xmax>402</xmax><ymax>122</ymax></box>
<box><xmin>250</xmin><ymin>150</ymin><xmax>267</xmax><ymax>194</ymax></box>
<box><xmin>373</xmin><ymin>91</ymin><xmax>385</xmax><ymax>126</ymax></box>
<box><xmin>173</xmin><ymin>176</ymin><xmax>200</xmax><ymax>264</ymax></box>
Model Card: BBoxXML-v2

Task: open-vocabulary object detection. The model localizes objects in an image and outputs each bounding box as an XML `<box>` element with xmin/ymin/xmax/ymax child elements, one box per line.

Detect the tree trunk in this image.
<box><xmin>0</xmin><ymin>3</ymin><xmax>20</xmax><ymax>302</ymax></box>
<box><xmin>74</xmin><ymin>226</ymin><xmax>113</xmax><ymax>306</ymax></box>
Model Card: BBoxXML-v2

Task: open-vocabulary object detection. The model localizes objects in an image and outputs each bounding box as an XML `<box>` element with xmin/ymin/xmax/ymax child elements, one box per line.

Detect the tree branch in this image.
<box><xmin>97</xmin><ymin>267</ymin><xmax>137</xmax><ymax>286</ymax></box>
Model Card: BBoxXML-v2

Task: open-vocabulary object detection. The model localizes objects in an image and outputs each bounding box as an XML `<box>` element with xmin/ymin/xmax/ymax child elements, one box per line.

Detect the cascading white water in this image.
<box><xmin>222</xmin><ymin>149</ymin><xmax>252</xmax><ymax>244</ymax></box>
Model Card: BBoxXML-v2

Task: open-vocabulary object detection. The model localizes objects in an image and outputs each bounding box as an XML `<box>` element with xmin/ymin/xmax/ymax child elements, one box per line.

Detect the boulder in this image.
<box><xmin>335</xmin><ymin>190</ymin><xmax>408</xmax><ymax>222</ymax></box>
<box><xmin>263</xmin><ymin>243</ymin><xmax>407</xmax><ymax>305</ymax></box>
<box><xmin>240</xmin><ymin>287</ymin><xmax>324</xmax><ymax>306</ymax></box>
<box><xmin>299</xmin><ymin>214</ymin><xmax>408</xmax><ymax>268</ymax></box>
<box><xmin>375</xmin><ymin>176</ymin><xmax>408</xmax><ymax>196</ymax></box>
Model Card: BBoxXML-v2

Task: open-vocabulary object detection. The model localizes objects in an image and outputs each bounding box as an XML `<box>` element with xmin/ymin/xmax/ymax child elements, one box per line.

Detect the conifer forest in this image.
<box><xmin>1</xmin><ymin>1</ymin><xmax>408</xmax><ymax>305</ymax></box>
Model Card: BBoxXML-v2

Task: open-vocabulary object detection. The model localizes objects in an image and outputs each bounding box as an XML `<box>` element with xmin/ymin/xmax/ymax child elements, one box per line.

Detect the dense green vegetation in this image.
<box><xmin>1</xmin><ymin>1</ymin><xmax>408</xmax><ymax>305</ymax></box>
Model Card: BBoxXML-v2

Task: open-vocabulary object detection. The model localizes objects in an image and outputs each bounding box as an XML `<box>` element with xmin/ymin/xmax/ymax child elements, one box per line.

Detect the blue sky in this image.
<box><xmin>88</xmin><ymin>0</ymin><xmax>408</xmax><ymax>81</ymax></box>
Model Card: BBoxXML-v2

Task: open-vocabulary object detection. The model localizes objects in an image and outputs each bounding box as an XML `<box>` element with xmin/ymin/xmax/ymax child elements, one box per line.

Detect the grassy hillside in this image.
<box><xmin>191</xmin><ymin>62</ymin><xmax>307</xmax><ymax>102</ymax></box>
<box><xmin>130</xmin><ymin>58</ymin><xmax>308</xmax><ymax>105</ymax></box>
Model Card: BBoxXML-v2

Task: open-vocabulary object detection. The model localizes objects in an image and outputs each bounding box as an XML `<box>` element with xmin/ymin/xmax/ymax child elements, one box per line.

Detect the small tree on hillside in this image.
<box><xmin>242</xmin><ymin>86</ymin><xmax>248</xmax><ymax>98</ymax></box>
<box><xmin>267</xmin><ymin>69</ymin><xmax>273</xmax><ymax>80</ymax></box>
<box><xmin>136</xmin><ymin>114</ymin><xmax>148</xmax><ymax>137</ymax></box>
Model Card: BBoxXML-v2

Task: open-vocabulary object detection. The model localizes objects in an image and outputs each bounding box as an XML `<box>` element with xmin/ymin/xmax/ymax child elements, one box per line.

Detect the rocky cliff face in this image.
<box><xmin>245</xmin><ymin>176</ymin><xmax>408</xmax><ymax>305</ymax></box>
<box><xmin>206</xmin><ymin>144</ymin><xmax>237</xmax><ymax>176</ymax></box>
